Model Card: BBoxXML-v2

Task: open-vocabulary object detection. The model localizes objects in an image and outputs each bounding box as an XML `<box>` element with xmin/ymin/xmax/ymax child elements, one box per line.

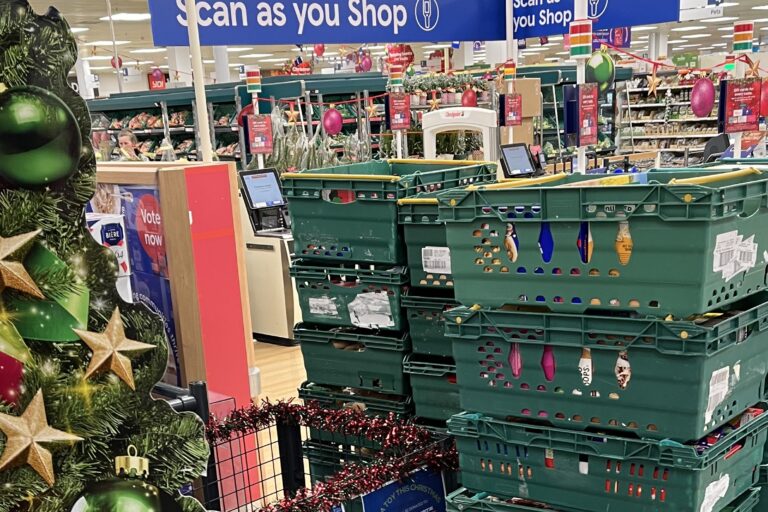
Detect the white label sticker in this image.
<box><xmin>348</xmin><ymin>292</ymin><xmax>394</xmax><ymax>329</ymax></box>
<box><xmin>421</xmin><ymin>246</ymin><xmax>452</xmax><ymax>274</ymax></box>
<box><xmin>700</xmin><ymin>474</ymin><xmax>730</xmax><ymax>512</ymax></box>
<box><xmin>309</xmin><ymin>297</ymin><xmax>339</xmax><ymax>318</ymax></box>
<box><xmin>713</xmin><ymin>231</ymin><xmax>758</xmax><ymax>282</ymax></box>
<box><xmin>705</xmin><ymin>367</ymin><xmax>730</xmax><ymax>424</ymax></box>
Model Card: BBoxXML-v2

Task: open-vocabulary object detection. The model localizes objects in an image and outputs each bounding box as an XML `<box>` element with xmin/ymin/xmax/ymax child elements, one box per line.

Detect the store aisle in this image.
<box><xmin>252</xmin><ymin>341</ymin><xmax>306</xmax><ymax>402</ymax></box>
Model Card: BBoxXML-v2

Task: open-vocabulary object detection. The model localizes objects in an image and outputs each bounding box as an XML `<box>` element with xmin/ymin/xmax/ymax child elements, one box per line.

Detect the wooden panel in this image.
<box><xmin>158</xmin><ymin>167</ymin><xmax>206</xmax><ymax>384</ymax></box>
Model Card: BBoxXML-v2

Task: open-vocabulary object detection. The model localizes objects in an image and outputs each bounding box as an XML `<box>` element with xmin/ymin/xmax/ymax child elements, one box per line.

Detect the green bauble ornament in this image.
<box><xmin>586</xmin><ymin>49</ymin><xmax>616</xmax><ymax>93</ymax></box>
<box><xmin>0</xmin><ymin>85</ymin><xmax>82</xmax><ymax>187</ymax></box>
<box><xmin>70</xmin><ymin>446</ymin><xmax>183</xmax><ymax>512</ymax></box>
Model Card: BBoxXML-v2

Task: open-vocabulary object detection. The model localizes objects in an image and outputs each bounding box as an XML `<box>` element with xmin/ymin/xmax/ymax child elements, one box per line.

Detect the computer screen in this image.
<box><xmin>500</xmin><ymin>144</ymin><xmax>537</xmax><ymax>178</ymax></box>
<box><xmin>240</xmin><ymin>169</ymin><xmax>285</xmax><ymax>210</ymax></box>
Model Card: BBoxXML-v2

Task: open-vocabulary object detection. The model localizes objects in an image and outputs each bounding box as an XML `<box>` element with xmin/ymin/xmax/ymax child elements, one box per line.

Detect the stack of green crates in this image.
<box><xmin>284</xmin><ymin>160</ymin><xmax>496</xmax><ymax>472</ymax></box>
<box><xmin>436</xmin><ymin>167</ymin><xmax>768</xmax><ymax>511</ymax></box>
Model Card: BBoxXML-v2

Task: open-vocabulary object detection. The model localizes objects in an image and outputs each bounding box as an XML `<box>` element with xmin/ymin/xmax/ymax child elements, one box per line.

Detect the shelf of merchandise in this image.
<box><xmin>617</xmin><ymin>77</ymin><xmax>721</xmax><ymax>155</ymax></box>
<box><xmin>515</xmin><ymin>65</ymin><xmax>632</xmax><ymax>159</ymax></box>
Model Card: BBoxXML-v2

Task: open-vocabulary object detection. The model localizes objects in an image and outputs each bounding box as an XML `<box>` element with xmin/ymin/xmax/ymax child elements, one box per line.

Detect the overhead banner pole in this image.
<box><xmin>505</xmin><ymin>0</ymin><xmax>517</xmax><ymax>145</ymax></box>
<box><xmin>185</xmin><ymin>0</ymin><xmax>215</xmax><ymax>162</ymax></box>
<box><xmin>104</xmin><ymin>0</ymin><xmax>123</xmax><ymax>94</ymax></box>
<box><xmin>571</xmin><ymin>0</ymin><xmax>590</xmax><ymax>174</ymax></box>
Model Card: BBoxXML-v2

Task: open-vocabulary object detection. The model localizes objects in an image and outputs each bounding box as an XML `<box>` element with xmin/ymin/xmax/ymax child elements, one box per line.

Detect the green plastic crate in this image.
<box><xmin>445</xmin><ymin>293</ymin><xmax>768</xmax><ymax>441</ymax></box>
<box><xmin>403</xmin><ymin>290</ymin><xmax>459</xmax><ymax>357</ymax></box>
<box><xmin>291</xmin><ymin>260</ymin><xmax>409</xmax><ymax>330</ymax></box>
<box><xmin>298</xmin><ymin>381</ymin><xmax>413</xmax><ymax>449</ymax></box>
<box><xmin>760</xmin><ymin>466</ymin><xmax>768</xmax><ymax>512</ymax></box>
<box><xmin>305</xmin><ymin>440</ymin><xmax>369</xmax><ymax>512</ymax></box>
<box><xmin>403</xmin><ymin>355</ymin><xmax>461</xmax><ymax>422</ymax></box>
<box><xmin>449</xmin><ymin>409</ymin><xmax>768</xmax><ymax>512</ymax></box>
<box><xmin>446</xmin><ymin>487</ymin><xmax>761</xmax><ymax>512</ymax></box>
<box><xmin>438</xmin><ymin>167</ymin><xmax>768</xmax><ymax>317</ymax></box>
<box><xmin>283</xmin><ymin>160</ymin><xmax>496</xmax><ymax>264</ymax></box>
<box><xmin>399</xmin><ymin>197</ymin><xmax>455</xmax><ymax>289</ymax></box>
<box><xmin>295</xmin><ymin>324</ymin><xmax>411</xmax><ymax>395</ymax></box>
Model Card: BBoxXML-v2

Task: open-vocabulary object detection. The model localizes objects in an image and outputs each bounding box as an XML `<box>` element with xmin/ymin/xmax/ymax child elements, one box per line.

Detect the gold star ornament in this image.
<box><xmin>647</xmin><ymin>68</ymin><xmax>663</xmax><ymax>98</ymax></box>
<box><xmin>285</xmin><ymin>103</ymin><xmax>300</xmax><ymax>124</ymax></box>
<box><xmin>748</xmin><ymin>59</ymin><xmax>761</xmax><ymax>79</ymax></box>
<box><xmin>73</xmin><ymin>307</ymin><xmax>155</xmax><ymax>390</ymax></box>
<box><xmin>0</xmin><ymin>230</ymin><xmax>45</xmax><ymax>299</ymax></box>
<box><xmin>0</xmin><ymin>390</ymin><xmax>82</xmax><ymax>486</ymax></box>
<box><xmin>365</xmin><ymin>101</ymin><xmax>379</xmax><ymax>119</ymax></box>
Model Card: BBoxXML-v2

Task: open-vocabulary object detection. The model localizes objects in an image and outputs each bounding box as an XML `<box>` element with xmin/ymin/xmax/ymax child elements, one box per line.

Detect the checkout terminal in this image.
<box><xmin>239</xmin><ymin>168</ymin><xmax>291</xmax><ymax>236</ymax></box>
<box><xmin>499</xmin><ymin>143</ymin><xmax>545</xmax><ymax>179</ymax></box>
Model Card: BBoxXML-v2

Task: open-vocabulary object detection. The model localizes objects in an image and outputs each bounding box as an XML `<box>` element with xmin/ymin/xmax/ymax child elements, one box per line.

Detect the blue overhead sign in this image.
<box><xmin>511</xmin><ymin>0</ymin><xmax>681</xmax><ymax>39</ymax></box>
<box><xmin>147</xmin><ymin>0</ymin><xmax>506</xmax><ymax>46</ymax></box>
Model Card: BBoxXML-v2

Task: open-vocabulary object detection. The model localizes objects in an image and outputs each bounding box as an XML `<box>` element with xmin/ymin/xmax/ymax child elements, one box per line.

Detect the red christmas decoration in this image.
<box><xmin>314</xmin><ymin>43</ymin><xmax>326</xmax><ymax>57</ymax></box>
<box><xmin>462</xmin><ymin>88</ymin><xmax>478</xmax><ymax>107</ymax></box>
<box><xmin>0</xmin><ymin>352</ymin><xmax>23</xmax><ymax>405</ymax></box>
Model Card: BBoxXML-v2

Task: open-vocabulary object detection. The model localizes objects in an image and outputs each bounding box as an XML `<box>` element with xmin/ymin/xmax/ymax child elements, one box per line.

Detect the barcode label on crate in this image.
<box><xmin>309</xmin><ymin>297</ymin><xmax>340</xmax><ymax>318</ymax></box>
<box><xmin>704</xmin><ymin>367</ymin><xmax>730</xmax><ymax>424</ymax></box>
<box><xmin>713</xmin><ymin>230</ymin><xmax>758</xmax><ymax>282</ymax></box>
<box><xmin>422</xmin><ymin>247</ymin><xmax>452</xmax><ymax>274</ymax></box>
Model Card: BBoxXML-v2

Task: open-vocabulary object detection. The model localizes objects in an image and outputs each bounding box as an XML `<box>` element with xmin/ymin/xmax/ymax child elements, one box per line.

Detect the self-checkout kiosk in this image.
<box><xmin>238</xmin><ymin>168</ymin><xmax>301</xmax><ymax>345</ymax></box>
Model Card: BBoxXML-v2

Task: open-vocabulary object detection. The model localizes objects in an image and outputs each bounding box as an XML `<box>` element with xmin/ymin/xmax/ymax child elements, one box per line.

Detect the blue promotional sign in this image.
<box><xmin>361</xmin><ymin>469</ymin><xmax>446</xmax><ymax>512</ymax></box>
<box><xmin>593</xmin><ymin>27</ymin><xmax>631</xmax><ymax>50</ymax></box>
<box><xmin>147</xmin><ymin>0</ymin><xmax>506</xmax><ymax>46</ymax></box>
<box><xmin>511</xmin><ymin>0</ymin><xmax>680</xmax><ymax>39</ymax></box>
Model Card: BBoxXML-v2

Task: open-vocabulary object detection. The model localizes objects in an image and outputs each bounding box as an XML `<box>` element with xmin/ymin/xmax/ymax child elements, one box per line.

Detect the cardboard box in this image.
<box><xmin>86</xmin><ymin>213</ymin><xmax>131</xmax><ymax>277</ymax></box>
<box><xmin>508</xmin><ymin>78</ymin><xmax>543</xmax><ymax>117</ymax></box>
<box><xmin>502</xmin><ymin>118</ymin><xmax>536</xmax><ymax>146</ymax></box>
<box><xmin>130</xmin><ymin>271</ymin><xmax>180</xmax><ymax>386</ymax></box>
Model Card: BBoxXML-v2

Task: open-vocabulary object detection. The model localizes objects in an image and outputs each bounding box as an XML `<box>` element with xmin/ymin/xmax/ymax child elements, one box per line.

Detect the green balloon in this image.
<box><xmin>586</xmin><ymin>50</ymin><xmax>616</xmax><ymax>93</ymax></box>
<box><xmin>0</xmin><ymin>85</ymin><xmax>82</xmax><ymax>187</ymax></box>
<box><xmin>70</xmin><ymin>478</ymin><xmax>183</xmax><ymax>512</ymax></box>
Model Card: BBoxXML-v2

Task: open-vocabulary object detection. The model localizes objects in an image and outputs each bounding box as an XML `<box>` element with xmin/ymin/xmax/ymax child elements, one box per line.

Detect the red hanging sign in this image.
<box><xmin>725</xmin><ymin>78</ymin><xmax>762</xmax><ymax>134</ymax></box>
<box><xmin>389</xmin><ymin>92</ymin><xmax>411</xmax><ymax>131</ymax></box>
<box><xmin>387</xmin><ymin>44</ymin><xmax>415</xmax><ymax>68</ymax></box>
<box><xmin>147</xmin><ymin>74</ymin><xmax>166</xmax><ymax>91</ymax></box>
<box><xmin>247</xmin><ymin>114</ymin><xmax>274</xmax><ymax>155</ymax></box>
<box><xmin>578</xmin><ymin>83</ymin><xmax>599</xmax><ymax>146</ymax></box>
<box><xmin>504</xmin><ymin>93</ymin><xmax>523</xmax><ymax>127</ymax></box>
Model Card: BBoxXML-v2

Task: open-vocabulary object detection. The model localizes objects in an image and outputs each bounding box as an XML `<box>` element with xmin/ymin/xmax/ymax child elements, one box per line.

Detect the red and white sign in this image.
<box><xmin>505</xmin><ymin>93</ymin><xmax>523</xmax><ymax>127</ymax></box>
<box><xmin>387</xmin><ymin>44</ymin><xmax>415</xmax><ymax>68</ymax></box>
<box><xmin>148</xmin><ymin>74</ymin><xmax>166</xmax><ymax>91</ymax></box>
<box><xmin>247</xmin><ymin>115</ymin><xmax>274</xmax><ymax>155</ymax></box>
<box><xmin>579</xmin><ymin>83</ymin><xmax>599</xmax><ymax>146</ymax></box>
<box><xmin>388</xmin><ymin>92</ymin><xmax>411</xmax><ymax>131</ymax></box>
<box><xmin>725</xmin><ymin>78</ymin><xmax>761</xmax><ymax>133</ymax></box>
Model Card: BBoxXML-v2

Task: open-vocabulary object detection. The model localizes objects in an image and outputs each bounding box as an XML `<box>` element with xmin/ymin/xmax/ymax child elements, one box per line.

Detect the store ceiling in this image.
<box><xmin>27</xmin><ymin>0</ymin><xmax>768</xmax><ymax>74</ymax></box>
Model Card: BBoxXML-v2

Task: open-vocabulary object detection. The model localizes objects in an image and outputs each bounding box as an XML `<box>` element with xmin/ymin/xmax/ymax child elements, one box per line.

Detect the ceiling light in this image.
<box><xmin>84</xmin><ymin>56</ymin><xmax>113</xmax><ymax>61</ymax></box>
<box><xmin>672</xmin><ymin>47</ymin><xmax>685</xmax><ymax>51</ymax></box>
<box><xmin>158</xmin><ymin>65</ymin><xmax>169</xmax><ymax>69</ymax></box>
<box><xmin>722</xmin><ymin>34</ymin><xmax>735</xmax><ymax>38</ymax></box>
<box><xmin>679</xmin><ymin>43</ymin><xmax>702</xmax><ymax>48</ymax></box>
<box><xmin>367</xmin><ymin>45</ymin><xmax>386</xmax><ymax>50</ymax></box>
<box><xmin>548</xmin><ymin>35</ymin><xmax>564</xmax><ymax>41</ymax></box>
<box><xmin>229</xmin><ymin>63</ymin><xmax>243</xmax><ymax>68</ymax></box>
<box><xmin>701</xmin><ymin>16</ymin><xmax>739</xmax><ymax>23</ymax></box>
<box><xmin>203</xmin><ymin>60</ymin><xmax>215</xmax><ymax>64</ymax></box>
<box><xmin>324</xmin><ymin>51</ymin><xmax>339</xmax><ymax>56</ymax></box>
<box><xmin>227</xmin><ymin>47</ymin><xmax>253</xmax><ymax>52</ymax></box>
<box><xmin>100</xmin><ymin>13</ymin><xmax>151</xmax><ymax>21</ymax></box>
<box><xmin>422</xmin><ymin>44</ymin><xmax>451</xmax><ymax>49</ymax></box>
<box><xmin>70</xmin><ymin>27</ymin><xmax>89</xmax><ymax>33</ymax></box>
<box><xmin>638</xmin><ymin>35</ymin><xmax>650</xmax><ymax>40</ymax></box>
<box><xmin>682</xmin><ymin>34</ymin><xmax>710</xmax><ymax>39</ymax></box>
<box><xmin>753</xmin><ymin>18</ymin><xmax>768</xmax><ymax>22</ymax></box>
<box><xmin>133</xmin><ymin>61</ymin><xmax>154</xmax><ymax>65</ymax></box>
<box><xmin>712</xmin><ymin>42</ymin><xmax>728</xmax><ymax>47</ymax></box>
<box><xmin>699</xmin><ymin>46</ymin><xmax>715</xmax><ymax>50</ymax></box>
<box><xmin>130</xmin><ymin>48</ymin><xmax>166</xmax><ymax>54</ymax></box>
<box><xmin>83</xmin><ymin>40</ymin><xmax>130</xmax><ymax>46</ymax></box>
<box><xmin>241</xmin><ymin>53</ymin><xmax>274</xmax><ymax>58</ymax></box>
<box><xmin>632</xmin><ymin>26</ymin><xmax>658</xmax><ymax>32</ymax></box>
<box><xmin>556</xmin><ymin>51</ymin><xmax>569</xmax><ymax>55</ymax></box>
<box><xmin>89</xmin><ymin>66</ymin><xmax>112</xmax><ymax>71</ymax></box>
<box><xmin>672</xmin><ymin>25</ymin><xmax>706</xmax><ymax>32</ymax></box>
<box><xmin>753</xmin><ymin>5</ymin><xmax>768</xmax><ymax>9</ymax></box>
<box><xmin>667</xmin><ymin>39</ymin><xmax>687</xmax><ymax>43</ymax></box>
<box><xmin>718</xmin><ymin>26</ymin><xmax>733</xmax><ymax>31</ymax></box>
<box><xmin>371</xmin><ymin>51</ymin><xmax>386</xmax><ymax>56</ymax></box>
<box><xmin>259</xmin><ymin>58</ymin><xmax>290</xmax><ymax>63</ymax></box>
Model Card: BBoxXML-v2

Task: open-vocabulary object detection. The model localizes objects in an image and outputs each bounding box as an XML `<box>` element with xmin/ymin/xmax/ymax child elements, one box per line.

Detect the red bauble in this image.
<box><xmin>761</xmin><ymin>79</ymin><xmax>768</xmax><ymax>118</ymax></box>
<box><xmin>150</xmin><ymin>68</ymin><xmax>165</xmax><ymax>81</ymax></box>
<box><xmin>323</xmin><ymin>108</ymin><xmax>343</xmax><ymax>136</ymax></box>
<box><xmin>360</xmin><ymin>55</ymin><xmax>373</xmax><ymax>72</ymax></box>
<box><xmin>691</xmin><ymin>78</ymin><xmax>716</xmax><ymax>118</ymax></box>
<box><xmin>462</xmin><ymin>88</ymin><xmax>478</xmax><ymax>107</ymax></box>
<box><xmin>314</xmin><ymin>43</ymin><xmax>326</xmax><ymax>57</ymax></box>
<box><xmin>0</xmin><ymin>352</ymin><xmax>23</xmax><ymax>404</ymax></box>
<box><xmin>110</xmin><ymin>56</ymin><xmax>123</xmax><ymax>69</ymax></box>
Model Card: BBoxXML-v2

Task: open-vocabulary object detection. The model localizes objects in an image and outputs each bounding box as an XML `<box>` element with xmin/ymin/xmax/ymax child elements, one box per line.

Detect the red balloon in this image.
<box><xmin>111</xmin><ymin>55</ymin><xmax>123</xmax><ymax>69</ymax></box>
<box><xmin>462</xmin><ymin>89</ymin><xmax>478</xmax><ymax>108</ymax></box>
<box><xmin>691</xmin><ymin>78</ymin><xmax>716</xmax><ymax>118</ymax></box>
<box><xmin>0</xmin><ymin>352</ymin><xmax>23</xmax><ymax>405</ymax></box>
<box><xmin>323</xmin><ymin>108</ymin><xmax>343</xmax><ymax>136</ymax></box>
<box><xmin>360</xmin><ymin>55</ymin><xmax>373</xmax><ymax>72</ymax></box>
<box><xmin>761</xmin><ymin>80</ymin><xmax>768</xmax><ymax>118</ymax></box>
<box><xmin>314</xmin><ymin>44</ymin><xmax>326</xmax><ymax>57</ymax></box>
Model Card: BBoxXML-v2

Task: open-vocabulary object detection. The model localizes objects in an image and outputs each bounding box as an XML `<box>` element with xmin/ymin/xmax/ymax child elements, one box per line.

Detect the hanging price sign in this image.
<box><xmin>505</xmin><ymin>93</ymin><xmax>523</xmax><ymax>127</ymax></box>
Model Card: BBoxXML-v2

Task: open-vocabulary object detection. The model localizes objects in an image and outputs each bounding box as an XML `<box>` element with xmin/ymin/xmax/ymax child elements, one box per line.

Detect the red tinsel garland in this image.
<box><xmin>205</xmin><ymin>400</ymin><xmax>458</xmax><ymax>512</ymax></box>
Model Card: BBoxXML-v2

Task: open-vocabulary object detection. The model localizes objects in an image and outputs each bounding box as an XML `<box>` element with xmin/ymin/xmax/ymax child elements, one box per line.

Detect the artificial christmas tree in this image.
<box><xmin>0</xmin><ymin>3</ymin><xmax>209</xmax><ymax>511</ymax></box>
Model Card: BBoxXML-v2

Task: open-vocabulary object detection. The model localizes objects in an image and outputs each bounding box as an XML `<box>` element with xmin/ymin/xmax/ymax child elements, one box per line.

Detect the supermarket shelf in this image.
<box><xmin>296</xmin><ymin>117</ymin><xmax>384</xmax><ymax>127</ymax></box>
<box><xmin>627</xmin><ymin>84</ymin><xmax>696</xmax><ymax>93</ymax></box>
<box><xmin>625</xmin><ymin>133</ymin><xmax>718</xmax><ymax>140</ymax></box>
<box><xmin>409</xmin><ymin>102</ymin><xmax>492</xmax><ymax>110</ymax></box>
<box><xmin>620</xmin><ymin>146</ymin><xmax>705</xmax><ymax>153</ymax></box>
<box><xmin>621</xmin><ymin>101</ymin><xmax>714</xmax><ymax>108</ymax></box>
<box><xmin>214</xmin><ymin>125</ymin><xmax>240</xmax><ymax>132</ymax></box>
<box><xmin>621</xmin><ymin>117</ymin><xmax>718</xmax><ymax>124</ymax></box>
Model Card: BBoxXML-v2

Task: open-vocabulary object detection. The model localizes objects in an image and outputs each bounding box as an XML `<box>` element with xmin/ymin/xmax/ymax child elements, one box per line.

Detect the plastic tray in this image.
<box><xmin>445</xmin><ymin>293</ymin><xmax>768</xmax><ymax>441</ymax></box>
<box><xmin>438</xmin><ymin>168</ymin><xmax>768</xmax><ymax>316</ymax></box>
<box><xmin>291</xmin><ymin>260</ymin><xmax>409</xmax><ymax>330</ymax></box>
<box><xmin>399</xmin><ymin>197</ymin><xmax>454</xmax><ymax>289</ymax></box>
<box><xmin>403</xmin><ymin>355</ymin><xmax>461</xmax><ymax>422</ymax></box>
<box><xmin>283</xmin><ymin>160</ymin><xmax>496</xmax><ymax>264</ymax></box>
<box><xmin>446</xmin><ymin>486</ymin><xmax>761</xmax><ymax>512</ymax></box>
<box><xmin>448</xmin><ymin>409</ymin><xmax>768</xmax><ymax>512</ymax></box>
<box><xmin>403</xmin><ymin>290</ymin><xmax>459</xmax><ymax>357</ymax></box>
<box><xmin>295</xmin><ymin>324</ymin><xmax>411</xmax><ymax>395</ymax></box>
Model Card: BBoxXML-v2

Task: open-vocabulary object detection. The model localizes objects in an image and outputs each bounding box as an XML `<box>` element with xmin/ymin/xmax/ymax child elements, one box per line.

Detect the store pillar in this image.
<box><xmin>486</xmin><ymin>41</ymin><xmax>509</xmax><ymax>66</ymax></box>
<box><xmin>74</xmin><ymin>48</ymin><xmax>97</xmax><ymax>100</ymax></box>
<box><xmin>167</xmin><ymin>46</ymin><xmax>193</xmax><ymax>86</ymax></box>
<box><xmin>213</xmin><ymin>46</ymin><xmax>230</xmax><ymax>84</ymax></box>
